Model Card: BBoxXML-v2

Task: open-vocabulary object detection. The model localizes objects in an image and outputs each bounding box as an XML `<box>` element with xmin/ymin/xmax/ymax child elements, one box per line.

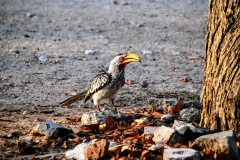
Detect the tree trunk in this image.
<box><xmin>200</xmin><ymin>0</ymin><xmax>240</xmax><ymax>135</ymax></box>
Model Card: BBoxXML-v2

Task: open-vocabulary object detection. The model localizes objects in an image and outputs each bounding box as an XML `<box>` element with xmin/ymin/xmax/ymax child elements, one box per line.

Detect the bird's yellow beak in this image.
<box><xmin>122</xmin><ymin>53</ymin><xmax>141</xmax><ymax>64</ymax></box>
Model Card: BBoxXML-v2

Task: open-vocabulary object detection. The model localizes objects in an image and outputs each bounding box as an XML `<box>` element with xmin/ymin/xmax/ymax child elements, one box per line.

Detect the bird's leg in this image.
<box><xmin>110</xmin><ymin>98</ymin><xmax>118</xmax><ymax>111</ymax></box>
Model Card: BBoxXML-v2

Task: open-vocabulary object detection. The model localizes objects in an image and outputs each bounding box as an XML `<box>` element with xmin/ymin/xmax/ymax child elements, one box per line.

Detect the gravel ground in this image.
<box><xmin>0</xmin><ymin>0</ymin><xmax>208</xmax><ymax>156</ymax></box>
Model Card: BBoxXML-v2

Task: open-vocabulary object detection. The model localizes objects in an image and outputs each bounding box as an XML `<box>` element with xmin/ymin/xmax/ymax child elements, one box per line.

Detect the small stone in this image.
<box><xmin>70</xmin><ymin>89</ymin><xmax>77</xmax><ymax>96</ymax></box>
<box><xmin>139</xmin><ymin>80</ymin><xmax>148</xmax><ymax>88</ymax></box>
<box><xmin>187</xmin><ymin>56</ymin><xmax>200</xmax><ymax>61</ymax></box>
<box><xmin>26</xmin><ymin>12</ymin><xmax>36</xmax><ymax>18</ymax></box>
<box><xmin>172</xmin><ymin>51</ymin><xmax>180</xmax><ymax>55</ymax></box>
<box><xmin>7</xmin><ymin>131</ymin><xmax>22</xmax><ymax>138</ymax></box>
<box><xmin>34</xmin><ymin>121</ymin><xmax>73</xmax><ymax>138</ymax></box>
<box><xmin>38</xmin><ymin>55</ymin><xmax>48</xmax><ymax>63</ymax></box>
<box><xmin>161</xmin><ymin>98</ymin><xmax>178</xmax><ymax>111</ymax></box>
<box><xmin>65</xmin><ymin>142</ymin><xmax>92</xmax><ymax>160</ymax></box>
<box><xmin>18</xmin><ymin>136</ymin><xmax>34</xmax><ymax>154</ymax></box>
<box><xmin>134</xmin><ymin>117</ymin><xmax>149</xmax><ymax>125</ymax></box>
<box><xmin>178</xmin><ymin>76</ymin><xmax>188</xmax><ymax>82</ymax></box>
<box><xmin>148</xmin><ymin>144</ymin><xmax>164</xmax><ymax>151</ymax></box>
<box><xmin>163</xmin><ymin>148</ymin><xmax>200</xmax><ymax>160</ymax></box>
<box><xmin>191</xmin><ymin>130</ymin><xmax>240</xmax><ymax>159</ymax></box>
<box><xmin>85</xmin><ymin>50</ymin><xmax>96</xmax><ymax>55</ymax></box>
<box><xmin>179</xmin><ymin>108</ymin><xmax>200</xmax><ymax>122</ymax></box>
<box><xmin>84</xmin><ymin>139</ymin><xmax>110</xmax><ymax>160</ymax></box>
<box><xmin>142</xmin><ymin>50</ymin><xmax>153</xmax><ymax>55</ymax></box>
<box><xmin>22</xmin><ymin>110</ymin><xmax>28</xmax><ymax>115</ymax></box>
<box><xmin>161</xmin><ymin>114</ymin><xmax>174</xmax><ymax>123</ymax></box>
<box><xmin>122</xmin><ymin>1</ymin><xmax>129</xmax><ymax>5</ymax></box>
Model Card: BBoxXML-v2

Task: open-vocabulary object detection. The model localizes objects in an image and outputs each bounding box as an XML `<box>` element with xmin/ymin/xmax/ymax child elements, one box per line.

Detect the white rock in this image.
<box><xmin>144</xmin><ymin>126</ymin><xmax>160</xmax><ymax>135</ymax></box>
<box><xmin>173</xmin><ymin>120</ymin><xmax>189</xmax><ymax>135</ymax></box>
<box><xmin>85</xmin><ymin>50</ymin><xmax>96</xmax><ymax>55</ymax></box>
<box><xmin>81</xmin><ymin>108</ymin><xmax>126</xmax><ymax>125</ymax></box>
<box><xmin>191</xmin><ymin>130</ymin><xmax>240</xmax><ymax>159</ymax></box>
<box><xmin>163</xmin><ymin>148</ymin><xmax>200</xmax><ymax>160</ymax></box>
<box><xmin>153</xmin><ymin>126</ymin><xmax>175</xmax><ymax>144</ymax></box>
<box><xmin>142</xmin><ymin>50</ymin><xmax>153</xmax><ymax>55</ymax></box>
<box><xmin>65</xmin><ymin>142</ymin><xmax>92</xmax><ymax>160</ymax></box>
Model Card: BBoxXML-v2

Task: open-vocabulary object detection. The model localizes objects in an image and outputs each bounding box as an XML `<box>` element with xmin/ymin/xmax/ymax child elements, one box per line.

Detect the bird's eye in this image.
<box><xmin>119</xmin><ymin>57</ymin><xmax>124</xmax><ymax>62</ymax></box>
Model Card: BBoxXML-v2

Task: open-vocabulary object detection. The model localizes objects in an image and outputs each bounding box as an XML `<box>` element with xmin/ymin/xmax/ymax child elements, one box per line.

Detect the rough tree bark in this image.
<box><xmin>200</xmin><ymin>0</ymin><xmax>240</xmax><ymax>135</ymax></box>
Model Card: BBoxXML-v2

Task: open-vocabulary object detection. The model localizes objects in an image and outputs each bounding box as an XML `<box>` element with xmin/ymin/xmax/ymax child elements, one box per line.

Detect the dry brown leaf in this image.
<box><xmin>0</xmin><ymin>118</ymin><xmax>15</xmax><ymax>122</ymax></box>
<box><xmin>172</xmin><ymin>67</ymin><xmax>179</xmax><ymax>71</ymax></box>
<box><xmin>66</xmin><ymin>117</ymin><xmax>81</xmax><ymax>122</ymax></box>
<box><xmin>173</xmin><ymin>98</ymin><xmax>184</xmax><ymax>113</ymax></box>
<box><xmin>117</xmin><ymin>124</ymin><xmax>131</xmax><ymax>131</ymax></box>
<box><xmin>50</xmin><ymin>140</ymin><xmax>56</xmax><ymax>149</ymax></box>
<box><xmin>178</xmin><ymin>76</ymin><xmax>188</xmax><ymax>82</ymax></box>
<box><xmin>118</xmin><ymin>157</ymin><xmax>130</xmax><ymax>160</ymax></box>
<box><xmin>173</xmin><ymin>142</ymin><xmax>182</xmax><ymax>148</ymax></box>
<box><xmin>30</xmin><ymin>129</ymin><xmax>40</xmax><ymax>136</ymax></box>
<box><xmin>205</xmin><ymin>148</ymin><xmax>214</xmax><ymax>156</ymax></box>
<box><xmin>62</xmin><ymin>141</ymin><xmax>67</xmax><ymax>149</ymax></box>
<box><xmin>141</xmin><ymin>149</ymin><xmax>149</xmax><ymax>160</ymax></box>
<box><xmin>187</xmin><ymin>56</ymin><xmax>200</xmax><ymax>60</ymax></box>
<box><xmin>80</xmin><ymin>124</ymin><xmax>99</xmax><ymax>132</ymax></box>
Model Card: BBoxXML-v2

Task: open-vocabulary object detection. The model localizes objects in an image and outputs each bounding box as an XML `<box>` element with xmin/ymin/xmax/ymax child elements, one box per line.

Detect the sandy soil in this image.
<box><xmin>0</xmin><ymin>0</ymin><xmax>208</xmax><ymax>158</ymax></box>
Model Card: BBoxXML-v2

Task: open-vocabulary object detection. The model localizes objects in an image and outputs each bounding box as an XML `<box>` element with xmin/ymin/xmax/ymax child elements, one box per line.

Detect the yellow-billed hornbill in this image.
<box><xmin>59</xmin><ymin>53</ymin><xmax>141</xmax><ymax>111</ymax></box>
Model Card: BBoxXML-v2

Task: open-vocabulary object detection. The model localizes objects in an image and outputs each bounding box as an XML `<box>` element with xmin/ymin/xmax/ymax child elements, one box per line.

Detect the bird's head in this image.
<box><xmin>110</xmin><ymin>53</ymin><xmax>141</xmax><ymax>70</ymax></box>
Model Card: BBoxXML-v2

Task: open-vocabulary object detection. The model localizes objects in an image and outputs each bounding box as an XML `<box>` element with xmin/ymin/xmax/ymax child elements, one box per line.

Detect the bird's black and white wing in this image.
<box><xmin>84</xmin><ymin>72</ymin><xmax>111</xmax><ymax>102</ymax></box>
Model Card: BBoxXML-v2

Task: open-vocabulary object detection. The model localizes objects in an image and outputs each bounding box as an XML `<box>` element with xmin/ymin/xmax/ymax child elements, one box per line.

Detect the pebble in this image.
<box><xmin>26</xmin><ymin>12</ymin><xmax>36</xmax><ymax>18</ymax></box>
<box><xmin>7</xmin><ymin>131</ymin><xmax>22</xmax><ymax>138</ymax></box>
<box><xmin>139</xmin><ymin>80</ymin><xmax>148</xmax><ymax>88</ymax></box>
<box><xmin>172</xmin><ymin>51</ymin><xmax>180</xmax><ymax>55</ymax></box>
<box><xmin>38</xmin><ymin>55</ymin><xmax>48</xmax><ymax>63</ymax></box>
<box><xmin>85</xmin><ymin>50</ymin><xmax>96</xmax><ymax>55</ymax></box>
<box><xmin>142</xmin><ymin>50</ymin><xmax>153</xmax><ymax>55</ymax></box>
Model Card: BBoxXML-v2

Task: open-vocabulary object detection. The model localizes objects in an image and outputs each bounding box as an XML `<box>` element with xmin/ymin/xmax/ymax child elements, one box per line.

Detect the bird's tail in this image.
<box><xmin>59</xmin><ymin>91</ymin><xmax>87</xmax><ymax>106</ymax></box>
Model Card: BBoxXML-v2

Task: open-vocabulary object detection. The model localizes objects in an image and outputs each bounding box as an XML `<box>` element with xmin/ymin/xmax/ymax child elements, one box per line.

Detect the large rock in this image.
<box><xmin>84</xmin><ymin>139</ymin><xmax>110</xmax><ymax>160</ymax></box>
<box><xmin>153</xmin><ymin>126</ymin><xmax>184</xmax><ymax>144</ymax></box>
<box><xmin>163</xmin><ymin>148</ymin><xmax>200</xmax><ymax>160</ymax></box>
<box><xmin>35</xmin><ymin>121</ymin><xmax>73</xmax><ymax>138</ymax></box>
<box><xmin>191</xmin><ymin>130</ymin><xmax>240</xmax><ymax>160</ymax></box>
<box><xmin>179</xmin><ymin>108</ymin><xmax>200</xmax><ymax>122</ymax></box>
<box><xmin>173</xmin><ymin>120</ymin><xmax>210</xmax><ymax>135</ymax></box>
<box><xmin>81</xmin><ymin>108</ymin><xmax>126</xmax><ymax>125</ymax></box>
<box><xmin>65</xmin><ymin>142</ymin><xmax>92</xmax><ymax>160</ymax></box>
